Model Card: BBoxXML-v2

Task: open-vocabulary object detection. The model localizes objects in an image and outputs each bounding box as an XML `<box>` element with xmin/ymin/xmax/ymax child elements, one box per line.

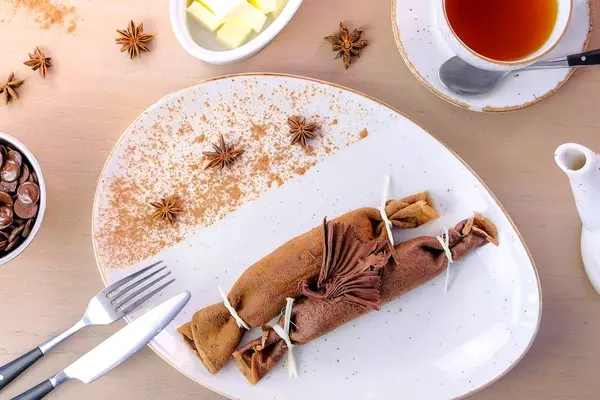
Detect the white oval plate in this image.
<box><xmin>93</xmin><ymin>74</ymin><xmax>541</xmax><ymax>400</ymax></box>
<box><xmin>391</xmin><ymin>0</ymin><xmax>593</xmax><ymax>112</ymax></box>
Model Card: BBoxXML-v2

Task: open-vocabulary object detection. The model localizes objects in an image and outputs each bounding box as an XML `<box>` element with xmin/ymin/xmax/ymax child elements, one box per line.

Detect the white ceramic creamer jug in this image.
<box><xmin>555</xmin><ymin>143</ymin><xmax>600</xmax><ymax>294</ymax></box>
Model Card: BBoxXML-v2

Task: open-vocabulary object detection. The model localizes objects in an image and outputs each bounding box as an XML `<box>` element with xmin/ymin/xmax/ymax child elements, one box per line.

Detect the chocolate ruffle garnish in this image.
<box><xmin>300</xmin><ymin>219</ymin><xmax>388</xmax><ymax>310</ymax></box>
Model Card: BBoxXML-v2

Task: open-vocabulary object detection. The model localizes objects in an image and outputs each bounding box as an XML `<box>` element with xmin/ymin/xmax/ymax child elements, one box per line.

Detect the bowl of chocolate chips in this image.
<box><xmin>0</xmin><ymin>132</ymin><xmax>45</xmax><ymax>266</ymax></box>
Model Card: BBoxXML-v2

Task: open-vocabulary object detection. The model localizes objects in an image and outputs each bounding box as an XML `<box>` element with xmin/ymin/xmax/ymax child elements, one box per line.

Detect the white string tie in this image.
<box><xmin>379</xmin><ymin>174</ymin><xmax>395</xmax><ymax>246</ymax></box>
<box><xmin>272</xmin><ymin>297</ymin><xmax>298</xmax><ymax>379</ymax></box>
<box><xmin>218</xmin><ymin>286</ymin><xmax>250</xmax><ymax>330</ymax></box>
<box><xmin>435</xmin><ymin>227</ymin><xmax>454</xmax><ymax>294</ymax></box>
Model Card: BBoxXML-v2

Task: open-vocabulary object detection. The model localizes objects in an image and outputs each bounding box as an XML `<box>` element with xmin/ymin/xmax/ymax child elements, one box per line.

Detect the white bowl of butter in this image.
<box><xmin>170</xmin><ymin>0</ymin><xmax>303</xmax><ymax>64</ymax></box>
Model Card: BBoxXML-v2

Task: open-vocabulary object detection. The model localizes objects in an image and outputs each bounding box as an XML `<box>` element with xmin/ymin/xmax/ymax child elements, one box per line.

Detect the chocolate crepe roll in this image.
<box><xmin>179</xmin><ymin>192</ymin><xmax>439</xmax><ymax>374</ymax></box>
<box><xmin>233</xmin><ymin>213</ymin><xmax>498</xmax><ymax>384</ymax></box>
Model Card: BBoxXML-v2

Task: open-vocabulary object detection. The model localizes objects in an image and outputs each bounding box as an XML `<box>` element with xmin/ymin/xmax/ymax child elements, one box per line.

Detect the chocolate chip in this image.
<box><xmin>19</xmin><ymin>164</ymin><xmax>30</xmax><ymax>184</ymax></box>
<box><xmin>0</xmin><ymin>191</ymin><xmax>14</xmax><ymax>207</ymax></box>
<box><xmin>22</xmin><ymin>219</ymin><xmax>34</xmax><ymax>238</ymax></box>
<box><xmin>17</xmin><ymin>182</ymin><xmax>39</xmax><ymax>205</ymax></box>
<box><xmin>14</xmin><ymin>199</ymin><xmax>38</xmax><ymax>219</ymax></box>
<box><xmin>8</xmin><ymin>224</ymin><xmax>25</xmax><ymax>243</ymax></box>
<box><xmin>0</xmin><ymin>206</ymin><xmax>14</xmax><ymax>230</ymax></box>
<box><xmin>7</xmin><ymin>150</ymin><xmax>23</xmax><ymax>167</ymax></box>
<box><xmin>1</xmin><ymin>160</ymin><xmax>20</xmax><ymax>183</ymax></box>
<box><xmin>1</xmin><ymin>180</ymin><xmax>17</xmax><ymax>193</ymax></box>
<box><xmin>5</xmin><ymin>238</ymin><xmax>20</xmax><ymax>252</ymax></box>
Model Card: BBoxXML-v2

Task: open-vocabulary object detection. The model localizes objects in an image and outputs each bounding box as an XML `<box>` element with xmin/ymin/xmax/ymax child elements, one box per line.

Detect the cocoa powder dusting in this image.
<box><xmin>296</xmin><ymin>167</ymin><xmax>307</xmax><ymax>175</ymax></box>
<box><xmin>250</xmin><ymin>122</ymin><xmax>268</xmax><ymax>141</ymax></box>
<box><xmin>12</xmin><ymin>0</ymin><xmax>77</xmax><ymax>31</ymax></box>
<box><xmin>94</xmin><ymin>78</ymin><xmax>372</xmax><ymax>268</ymax></box>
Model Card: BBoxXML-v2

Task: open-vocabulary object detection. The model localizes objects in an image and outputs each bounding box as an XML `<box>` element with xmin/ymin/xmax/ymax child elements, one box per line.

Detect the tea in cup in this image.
<box><xmin>436</xmin><ymin>0</ymin><xmax>572</xmax><ymax>71</ymax></box>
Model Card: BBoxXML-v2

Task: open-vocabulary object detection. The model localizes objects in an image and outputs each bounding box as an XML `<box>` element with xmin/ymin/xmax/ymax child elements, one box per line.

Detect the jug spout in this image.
<box><xmin>555</xmin><ymin>143</ymin><xmax>600</xmax><ymax>232</ymax></box>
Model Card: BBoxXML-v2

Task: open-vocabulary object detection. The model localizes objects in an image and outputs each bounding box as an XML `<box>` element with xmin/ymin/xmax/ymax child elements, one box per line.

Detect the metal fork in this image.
<box><xmin>0</xmin><ymin>261</ymin><xmax>174</xmax><ymax>392</ymax></box>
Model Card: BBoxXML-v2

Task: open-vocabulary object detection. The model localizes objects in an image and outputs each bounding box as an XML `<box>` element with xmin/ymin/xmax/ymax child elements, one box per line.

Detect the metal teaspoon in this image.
<box><xmin>439</xmin><ymin>49</ymin><xmax>600</xmax><ymax>96</ymax></box>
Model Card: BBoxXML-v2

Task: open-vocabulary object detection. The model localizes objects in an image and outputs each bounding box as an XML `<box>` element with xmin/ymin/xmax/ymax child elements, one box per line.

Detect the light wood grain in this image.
<box><xmin>0</xmin><ymin>0</ymin><xmax>599</xmax><ymax>399</ymax></box>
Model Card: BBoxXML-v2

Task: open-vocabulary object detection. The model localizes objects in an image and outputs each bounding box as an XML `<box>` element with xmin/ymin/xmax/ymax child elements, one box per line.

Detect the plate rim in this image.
<box><xmin>92</xmin><ymin>72</ymin><xmax>543</xmax><ymax>400</ymax></box>
<box><xmin>390</xmin><ymin>0</ymin><xmax>596</xmax><ymax>113</ymax></box>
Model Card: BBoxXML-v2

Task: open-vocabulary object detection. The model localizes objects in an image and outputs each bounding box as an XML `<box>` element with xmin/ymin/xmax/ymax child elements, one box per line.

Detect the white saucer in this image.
<box><xmin>391</xmin><ymin>0</ymin><xmax>594</xmax><ymax>112</ymax></box>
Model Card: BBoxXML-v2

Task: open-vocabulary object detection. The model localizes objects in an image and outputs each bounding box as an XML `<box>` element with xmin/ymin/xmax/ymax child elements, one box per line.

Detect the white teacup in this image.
<box><xmin>435</xmin><ymin>0</ymin><xmax>573</xmax><ymax>71</ymax></box>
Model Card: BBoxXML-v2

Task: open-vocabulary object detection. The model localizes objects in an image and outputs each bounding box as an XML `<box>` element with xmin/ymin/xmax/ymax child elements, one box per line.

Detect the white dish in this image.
<box><xmin>170</xmin><ymin>0</ymin><xmax>303</xmax><ymax>64</ymax></box>
<box><xmin>93</xmin><ymin>74</ymin><xmax>541</xmax><ymax>400</ymax></box>
<box><xmin>392</xmin><ymin>0</ymin><xmax>593</xmax><ymax>112</ymax></box>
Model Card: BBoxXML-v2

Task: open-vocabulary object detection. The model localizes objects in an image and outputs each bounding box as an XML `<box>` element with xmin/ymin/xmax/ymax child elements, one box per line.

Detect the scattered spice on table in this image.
<box><xmin>24</xmin><ymin>47</ymin><xmax>52</xmax><ymax>79</ymax></box>
<box><xmin>288</xmin><ymin>116</ymin><xmax>318</xmax><ymax>148</ymax></box>
<box><xmin>150</xmin><ymin>198</ymin><xmax>183</xmax><ymax>225</ymax></box>
<box><xmin>325</xmin><ymin>22</ymin><xmax>368</xmax><ymax>70</ymax></box>
<box><xmin>116</xmin><ymin>20</ymin><xmax>155</xmax><ymax>60</ymax></box>
<box><xmin>0</xmin><ymin>73</ymin><xmax>25</xmax><ymax>105</ymax></box>
<box><xmin>203</xmin><ymin>134</ymin><xmax>245</xmax><ymax>170</ymax></box>
<box><xmin>10</xmin><ymin>0</ymin><xmax>77</xmax><ymax>31</ymax></box>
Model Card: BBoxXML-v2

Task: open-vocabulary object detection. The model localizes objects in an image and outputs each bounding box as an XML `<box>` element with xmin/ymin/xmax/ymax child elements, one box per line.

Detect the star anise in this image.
<box><xmin>203</xmin><ymin>134</ymin><xmax>244</xmax><ymax>170</ymax></box>
<box><xmin>23</xmin><ymin>47</ymin><xmax>52</xmax><ymax>79</ymax></box>
<box><xmin>288</xmin><ymin>116</ymin><xmax>318</xmax><ymax>148</ymax></box>
<box><xmin>150</xmin><ymin>197</ymin><xmax>183</xmax><ymax>225</ymax></box>
<box><xmin>325</xmin><ymin>22</ymin><xmax>368</xmax><ymax>70</ymax></box>
<box><xmin>0</xmin><ymin>73</ymin><xmax>25</xmax><ymax>105</ymax></box>
<box><xmin>116</xmin><ymin>20</ymin><xmax>154</xmax><ymax>60</ymax></box>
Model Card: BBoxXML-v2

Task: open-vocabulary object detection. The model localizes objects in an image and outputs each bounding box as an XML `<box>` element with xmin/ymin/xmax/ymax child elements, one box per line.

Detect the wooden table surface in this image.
<box><xmin>1</xmin><ymin>0</ymin><xmax>599</xmax><ymax>399</ymax></box>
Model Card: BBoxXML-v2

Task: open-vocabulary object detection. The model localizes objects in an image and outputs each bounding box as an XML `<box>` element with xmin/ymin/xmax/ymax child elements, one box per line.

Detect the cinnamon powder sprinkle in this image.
<box><xmin>94</xmin><ymin>78</ymin><xmax>373</xmax><ymax>268</ymax></box>
<box><xmin>11</xmin><ymin>0</ymin><xmax>77</xmax><ymax>31</ymax></box>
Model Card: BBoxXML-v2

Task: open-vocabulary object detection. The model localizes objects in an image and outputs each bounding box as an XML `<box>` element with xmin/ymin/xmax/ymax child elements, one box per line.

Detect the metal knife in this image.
<box><xmin>11</xmin><ymin>291</ymin><xmax>191</xmax><ymax>400</ymax></box>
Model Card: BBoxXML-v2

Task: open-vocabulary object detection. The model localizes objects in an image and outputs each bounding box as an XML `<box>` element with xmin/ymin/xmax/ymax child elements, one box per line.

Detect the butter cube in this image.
<box><xmin>248</xmin><ymin>0</ymin><xmax>276</xmax><ymax>13</ymax></box>
<box><xmin>216</xmin><ymin>17</ymin><xmax>253</xmax><ymax>49</ymax></box>
<box><xmin>187</xmin><ymin>1</ymin><xmax>222</xmax><ymax>32</ymax></box>
<box><xmin>271</xmin><ymin>0</ymin><xmax>287</xmax><ymax>18</ymax></box>
<box><xmin>199</xmin><ymin>0</ymin><xmax>246</xmax><ymax>22</ymax></box>
<box><xmin>238</xmin><ymin>2</ymin><xmax>267</xmax><ymax>32</ymax></box>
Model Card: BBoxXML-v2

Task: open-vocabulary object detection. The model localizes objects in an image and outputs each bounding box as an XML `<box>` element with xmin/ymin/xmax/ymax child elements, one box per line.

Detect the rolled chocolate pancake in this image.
<box><xmin>233</xmin><ymin>214</ymin><xmax>498</xmax><ymax>384</ymax></box>
<box><xmin>179</xmin><ymin>192</ymin><xmax>439</xmax><ymax>374</ymax></box>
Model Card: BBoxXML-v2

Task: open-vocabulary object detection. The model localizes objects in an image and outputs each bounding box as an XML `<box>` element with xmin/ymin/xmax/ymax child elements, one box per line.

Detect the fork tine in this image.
<box><xmin>104</xmin><ymin>261</ymin><xmax>163</xmax><ymax>296</ymax></box>
<box><xmin>110</xmin><ymin>266</ymin><xmax>168</xmax><ymax>303</ymax></box>
<box><xmin>114</xmin><ymin>271</ymin><xmax>172</xmax><ymax>308</ymax></box>
<box><xmin>119</xmin><ymin>278</ymin><xmax>176</xmax><ymax>315</ymax></box>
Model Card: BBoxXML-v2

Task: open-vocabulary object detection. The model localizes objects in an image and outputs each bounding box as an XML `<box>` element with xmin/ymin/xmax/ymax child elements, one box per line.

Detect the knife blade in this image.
<box><xmin>12</xmin><ymin>291</ymin><xmax>191</xmax><ymax>400</ymax></box>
